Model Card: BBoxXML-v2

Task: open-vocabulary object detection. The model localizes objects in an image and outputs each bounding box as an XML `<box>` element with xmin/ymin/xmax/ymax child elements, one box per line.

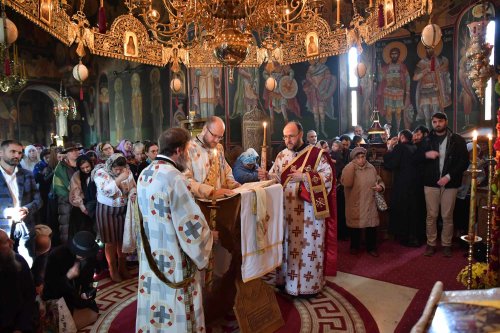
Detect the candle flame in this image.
<box><xmin>212</xmin><ymin>148</ymin><xmax>217</xmax><ymax>156</ymax></box>
<box><xmin>473</xmin><ymin>130</ymin><xmax>478</xmax><ymax>141</ymax></box>
<box><xmin>263</xmin><ymin>122</ymin><xmax>267</xmax><ymax>128</ymax></box>
<box><xmin>488</xmin><ymin>133</ymin><xmax>493</xmax><ymax>140</ymax></box>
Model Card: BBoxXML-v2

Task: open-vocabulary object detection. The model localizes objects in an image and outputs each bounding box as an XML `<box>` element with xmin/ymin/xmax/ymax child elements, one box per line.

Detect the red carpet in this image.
<box><xmin>336</xmin><ymin>239</ymin><xmax>467</xmax><ymax>333</ymax></box>
<box><xmin>82</xmin><ymin>274</ymin><xmax>379</xmax><ymax>332</ymax></box>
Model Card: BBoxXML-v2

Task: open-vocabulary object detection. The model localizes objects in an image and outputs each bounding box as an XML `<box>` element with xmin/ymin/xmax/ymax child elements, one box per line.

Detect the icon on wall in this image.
<box><xmin>385</xmin><ymin>0</ymin><xmax>395</xmax><ymax>28</ymax></box>
<box><xmin>39</xmin><ymin>0</ymin><xmax>52</xmax><ymax>25</ymax></box>
<box><xmin>305</xmin><ymin>32</ymin><xmax>319</xmax><ymax>57</ymax></box>
<box><xmin>124</xmin><ymin>31</ymin><xmax>139</xmax><ymax>57</ymax></box>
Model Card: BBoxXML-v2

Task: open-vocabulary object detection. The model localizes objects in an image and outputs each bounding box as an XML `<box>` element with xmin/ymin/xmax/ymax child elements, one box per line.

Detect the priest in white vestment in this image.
<box><xmin>184</xmin><ymin>116</ymin><xmax>240</xmax><ymax>199</ymax></box>
<box><xmin>259</xmin><ymin>121</ymin><xmax>336</xmax><ymax>297</ymax></box>
<box><xmin>136</xmin><ymin>127</ymin><xmax>214</xmax><ymax>332</ymax></box>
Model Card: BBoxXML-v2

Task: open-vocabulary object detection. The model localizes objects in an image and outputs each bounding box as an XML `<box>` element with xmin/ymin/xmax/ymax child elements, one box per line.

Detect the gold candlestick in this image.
<box><xmin>205</xmin><ymin>148</ymin><xmax>219</xmax><ymax>292</ymax></box>
<box><xmin>463</xmin><ymin>130</ymin><xmax>481</xmax><ymax>289</ymax></box>
<box><xmin>483</xmin><ymin>134</ymin><xmax>495</xmax><ymax>265</ymax></box>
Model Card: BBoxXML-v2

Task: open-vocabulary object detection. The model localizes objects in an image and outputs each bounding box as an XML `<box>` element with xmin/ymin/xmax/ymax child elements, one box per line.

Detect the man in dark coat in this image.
<box><xmin>415</xmin><ymin>113</ymin><xmax>468</xmax><ymax>257</ymax></box>
<box><xmin>384</xmin><ymin>130</ymin><xmax>420</xmax><ymax>246</ymax></box>
<box><xmin>42</xmin><ymin>231</ymin><xmax>99</xmax><ymax>329</ymax></box>
<box><xmin>0</xmin><ymin>140</ymin><xmax>42</xmax><ymax>267</ymax></box>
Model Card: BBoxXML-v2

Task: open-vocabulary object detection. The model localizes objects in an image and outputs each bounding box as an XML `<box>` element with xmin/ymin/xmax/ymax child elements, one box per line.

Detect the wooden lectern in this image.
<box><xmin>196</xmin><ymin>194</ymin><xmax>284</xmax><ymax>333</ymax></box>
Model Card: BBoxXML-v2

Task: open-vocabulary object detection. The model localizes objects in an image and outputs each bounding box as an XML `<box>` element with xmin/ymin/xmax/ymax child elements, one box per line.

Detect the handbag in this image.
<box><xmin>374</xmin><ymin>191</ymin><xmax>388</xmax><ymax>211</ymax></box>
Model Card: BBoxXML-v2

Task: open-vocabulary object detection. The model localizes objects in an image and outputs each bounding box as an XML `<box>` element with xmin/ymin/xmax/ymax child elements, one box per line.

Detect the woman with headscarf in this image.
<box><xmin>69</xmin><ymin>155</ymin><xmax>97</xmax><ymax>239</ymax></box>
<box><xmin>341</xmin><ymin>147</ymin><xmax>385</xmax><ymax>257</ymax></box>
<box><xmin>93</xmin><ymin>153</ymin><xmax>136</xmax><ymax>282</ymax></box>
<box><xmin>233</xmin><ymin>148</ymin><xmax>260</xmax><ymax>184</ymax></box>
<box><xmin>21</xmin><ymin>144</ymin><xmax>40</xmax><ymax>172</ymax></box>
<box><xmin>94</xmin><ymin>142</ymin><xmax>114</xmax><ymax>164</ymax></box>
<box><xmin>116</xmin><ymin>139</ymin><xmax>133</xmax><ymax>161</ymax></box>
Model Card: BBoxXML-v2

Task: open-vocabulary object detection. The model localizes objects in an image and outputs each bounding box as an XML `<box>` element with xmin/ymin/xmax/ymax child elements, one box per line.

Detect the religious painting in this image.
<box><xmin>454</xmin><ymin>1</ymin><xmax>495</xmax><ymax>131</ymax></box>
<box><xmin>305</xmin><ymin>32</ymin><xmax>319</xmax><ymax>57</ymax></box>
<box><xmin>384</xmin><ymin>0</ymin><xmax>395</xmax><ymax>28</ymax></box>
<box><xmin>189</xmin><ymin>67</ymin><xmax>224</xmax><ymax>119</ymax></box>
<box><xmin>377</xmin><ymin>41</ymin><xmax>412</xmax><ymax>133</ymax></box>
<box><xmin>171</xmin><ymin>69</ymin><xmax>188</xmax><ymax>128</ymax></box>
<box><xmin>375</xmin><ymin>27</ymin><xmax>454</xmax><ymax>131</ymax></box>
<box><xmin>39</xmin><ymin>0</ymin><xmax>52</xmax><ymax>25</ymax></box>
<box><xmin>124</xmin><ymin>31</ymin><xmax>139</xmax><ymax>57</ymax></box>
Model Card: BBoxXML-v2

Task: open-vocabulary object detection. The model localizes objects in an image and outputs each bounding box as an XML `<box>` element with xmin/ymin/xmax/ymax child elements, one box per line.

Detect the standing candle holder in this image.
<box><xmin>461</xmin><ymin>131</ymin><xmax>482</xmax><ymax>289</ymax></box>
<box><xmin>205</xmin><ymin>191</ymin><xmax>219</xmax><ymax>292</ymax></box>
<box><xmin>482</xmin><ymin>155</ymin><xmax>496</xmax><ymax>265</ymax></box>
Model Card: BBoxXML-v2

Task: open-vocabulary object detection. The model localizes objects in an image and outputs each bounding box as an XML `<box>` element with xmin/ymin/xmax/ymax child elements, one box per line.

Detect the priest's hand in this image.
<box><xmin>258</xmin><ymin>168</ymin><xmax>269</xmax><ymax>180</ymax></box>
<box><xmin>214</xmin><ymin>188</ymin><xmax>234</xmax><ymax>198</ymax></box>
<box><xmin>290</xmin><ymin>171</ymin><xmax>305</xmax><ymax>183</ymax></box>
<box><xmin>371</xmin><ymin>184</ymin><xmax>383</xmax><ymax>192</ymax></box>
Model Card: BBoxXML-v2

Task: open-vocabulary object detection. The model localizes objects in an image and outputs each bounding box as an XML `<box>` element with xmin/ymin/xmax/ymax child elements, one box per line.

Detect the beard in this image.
<box><xmin>0</xmin><ymin>249</ymin><xmax>21</xmax><ymax>273</ymax></box>
<box><xmin>176</xmin><ymin>152</ymin><xmax>188</xmax><ymax>172</ymax></box>
<box><xmin>434</xmin><ymin>126</ymin><xmax>446</xmax><ymax>134</ymax></box>
<box><xmin>4</xmin><ymin>158</ymin><xmax>20</xmax><ymax>166</ymax></box>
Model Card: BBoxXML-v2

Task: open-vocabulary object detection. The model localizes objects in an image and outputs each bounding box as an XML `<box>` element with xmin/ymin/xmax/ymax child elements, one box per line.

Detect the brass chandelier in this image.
<box><xmin>127</xmin><ymin>0</ymin><xmax>319</xmax><ymax>67</ymax></box>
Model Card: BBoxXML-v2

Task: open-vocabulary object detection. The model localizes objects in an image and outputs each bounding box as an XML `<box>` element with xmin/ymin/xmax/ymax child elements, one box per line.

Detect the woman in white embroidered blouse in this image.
<box><xmin>93</xmin><ymin>154</ymin><xmax>136</xmax><ymax>282</ymax></box>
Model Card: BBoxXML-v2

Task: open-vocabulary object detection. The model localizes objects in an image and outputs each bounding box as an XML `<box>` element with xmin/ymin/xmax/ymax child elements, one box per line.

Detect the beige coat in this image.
<box><xmin>341</xmin><ymin>161</ymin><xmax>384</xmax><ymax>229</ymax></box>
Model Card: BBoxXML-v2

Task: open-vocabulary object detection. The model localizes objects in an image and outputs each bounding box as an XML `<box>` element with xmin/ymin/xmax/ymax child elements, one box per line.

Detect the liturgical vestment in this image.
<box><xmin>269</xmin><ymin>145</ymin><xmax>335</xmax><ymax>296</ymax></box>
<box><xmin>136</xmin><ymin>157</ymin><xmax>213</xmax><ymax>332</ymax></box>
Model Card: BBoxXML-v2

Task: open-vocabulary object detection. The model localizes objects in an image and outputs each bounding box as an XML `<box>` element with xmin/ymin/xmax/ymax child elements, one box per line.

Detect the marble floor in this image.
<box><xmin>329</xmin><ymin>272</ymin><xmax>418</xmax><ymax>333</ymax></box>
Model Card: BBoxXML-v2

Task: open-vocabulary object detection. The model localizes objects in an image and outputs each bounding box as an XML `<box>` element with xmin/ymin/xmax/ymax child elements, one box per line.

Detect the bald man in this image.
<box><xmin>184</xmin><ymin>116</ymin><xmax>240</xmax><ymax>199</ymax></box>
<box><xmin>259</xmin><ymin>121</ymin><xmax>336</xmax><ymax>297</ymax></box>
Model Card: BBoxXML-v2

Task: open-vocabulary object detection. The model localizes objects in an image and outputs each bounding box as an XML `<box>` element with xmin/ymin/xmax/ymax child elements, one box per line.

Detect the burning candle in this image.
<box><xmin>336</xmin><ymin>0</ymin><xmax>340</xmax><ymax>24</ymax></box>
<box><xmin>488</xmin><ymin>133</ymin><xmax>493</xmax><ymax>158</ymax></box>
<box><xmin>211</xmin><ymin>148</ymin><xmax>218</xmax><ymax>201</ymax></box>
<box><xmin>263</xmin><ymin>122</ymin><xmax>267</xmax><ymax>146</ymax></box>
<box><xmin>472</xmin><ymin>130</ymin><xmax>478</xmax><ymax>165</ymax></box>
<box><xmin>369</xmin><ymin>0</ymin><xmax>373</xmax><ymax>7</ymax></box>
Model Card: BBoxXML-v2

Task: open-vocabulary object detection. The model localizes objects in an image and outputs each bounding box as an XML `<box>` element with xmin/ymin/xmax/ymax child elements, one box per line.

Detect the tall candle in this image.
<box><xmin>369</xmin><ymin>0</ymin><xmax>373</xmax><ymax>7</ymax></box>
<box><xmin>336</xmin><ymin>0</ymin><xmax>340</xmax><ymax>24</ymax></box>
<box><xmin>488</xmin><ymin>133</ymin><xmax>493</xmax><ymax>158</ymax></box>
<box><xmin>211</xmin><ymin>148</ymin><xmax>218</xmax><ymax>201</ymax></box>
<box><xmin>472</xmin><ymin>130</ymin><xmax>478</xmax><ymax>165</ymax></box>
<box><xmin>263</xmin><ymin>122</ymin><xmax>267</xmax><ymax>146</ymax></box>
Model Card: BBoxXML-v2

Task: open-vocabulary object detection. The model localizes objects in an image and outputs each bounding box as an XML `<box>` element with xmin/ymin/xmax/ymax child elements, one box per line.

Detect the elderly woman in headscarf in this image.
<box><xmin>233</xmin><ymin>148</ymin><xmax>260</xmax><ymax>184</ymax></box>
<box><xmin>69</xmin><ymin>155</ymin><xmax>97</xmax><ymax>239</ymax></box>
<box><xmin>93</xmin><ymin>153</ymin><xmax>136</xmax><ymax>282</ymax></box>
<box><xmin>341</xmin><ymin>147</ymin><xmax>385</xmax><ymax>257</ymax></box>
<box><xmin>21</xmin><ymin>144</ymin><xmax>40</xmax><ymax>172</ymax></box>
<box><xmin>116</xmin><ymin>139</ymin><xmax>133</xmax><ymax>161</ymax></box>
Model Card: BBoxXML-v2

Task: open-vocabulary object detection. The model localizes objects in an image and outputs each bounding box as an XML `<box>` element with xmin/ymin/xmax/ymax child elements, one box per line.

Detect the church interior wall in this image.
<box><xmin>0</xmin><ymin>2</ymin><xmax>498</xmax><ymax>150</ymax></box>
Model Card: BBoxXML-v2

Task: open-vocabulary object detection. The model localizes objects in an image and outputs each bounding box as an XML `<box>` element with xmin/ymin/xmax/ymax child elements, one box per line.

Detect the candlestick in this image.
<box><xmin>263</xmin><ymin>122</ymin><xmax>267</xmax><ymax>146</ymax></box>
<box><xmin>465</xmin><ymin>129</ymin><xmax>479</xmax><ymax>289</ymax></box>
<box><xmin>488</xmin><ymin>133</ymin><xmax>493</xmax><ymax>158</ymax></box>
<box><xmin>369</xmin><ymin>0</ymin><xmax>373</xmax><ymax>6</ymax></box>
<box><xmin>336</xmin><ymin>0</ymin><xmax>340</xmax><ymax>24</ymax></box>
<box><xmin>472</xmin><ymin>130</ymin><xmax>478</xmax><ymax>166</ymax></box>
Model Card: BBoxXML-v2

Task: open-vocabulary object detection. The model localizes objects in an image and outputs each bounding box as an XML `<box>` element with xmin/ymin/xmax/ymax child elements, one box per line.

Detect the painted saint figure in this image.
<box><xmin>413</xmin><ymin>43</ymin><xmax>452</xmax><ymax>129</ymax></box>
<box><xmin>303</xmin><ymin>58</ymin><xmax>337</xmax><ymax>138</ymax></box>
<box><xmin>231</xmin><ymin>67</ymin><xmax>259</xmax><ymax>118</ymax></box>
<box><xmin>131</xmin><ymin>73</ymin><xmax>143</xmax><ymax>141</ymax></box>
<box><xmin>377</xmin><ymin>42</ymin><xmax>411</xmax><ymax>132</ymax></box>
<box><xmin>114</xmin><ymin>78</ymin><xmax>124</xmax><ymax>142</ymax></box>
<box><xmin>150</xmin><ymin>68</ymin><xmax>163</xmax><ymax>140</ymax></box>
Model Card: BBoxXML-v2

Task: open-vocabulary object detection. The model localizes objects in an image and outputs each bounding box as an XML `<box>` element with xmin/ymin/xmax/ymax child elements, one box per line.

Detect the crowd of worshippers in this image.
<box><xmin>0</xmin><ymin>112</ymin><xmax>483</xmax><ymax>332</ymax></box>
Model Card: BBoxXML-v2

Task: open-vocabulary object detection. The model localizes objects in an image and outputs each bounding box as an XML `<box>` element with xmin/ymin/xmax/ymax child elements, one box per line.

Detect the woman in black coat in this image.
<box><xmin>383</xmin><ymin>130</ymin><xmax>421</xmax><ymax>246</ymax></box>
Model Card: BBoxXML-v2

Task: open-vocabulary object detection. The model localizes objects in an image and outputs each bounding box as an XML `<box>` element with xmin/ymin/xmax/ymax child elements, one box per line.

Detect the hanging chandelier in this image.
<box><xmin>0</xmin><ymin>0</ymin><xmax>27</xmax><ymax>93</ymax></box>
<box><xmin>53</xmin><ymin>81</ymin><xmax>78</xmax><ymax>119</ymax></box>
<box><xmin>127</xmin><ymin>0</ymin><xmax>319</xmax><ymax>67</ymax></box>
